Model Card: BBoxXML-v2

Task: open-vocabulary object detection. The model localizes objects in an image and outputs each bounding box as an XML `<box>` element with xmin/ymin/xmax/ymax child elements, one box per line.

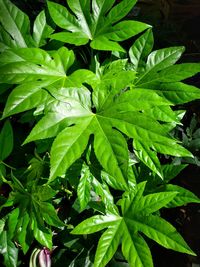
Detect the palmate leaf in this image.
<box><xmin>130</xmin><ymin>36</ymin><xmax>200</xmax><ymax>102</ymax></box>
<box><xmin>48</xmin><ymin>0</ymin><xmax>150</xmax><ymax>51</ymax></box>
<box><xmin>1</xmin><ymin>47</ymin><xmax>95</xmax><ymax>119</ymax></box>
<box><xmin>2</xmin><ymin>56</ymin><xmax>191</xmax><ymax>188</ymax></box>
<box><xmin>72</xmin><ymin>182</ymin><xmax>195</xmax><ymax>267</ymax></box>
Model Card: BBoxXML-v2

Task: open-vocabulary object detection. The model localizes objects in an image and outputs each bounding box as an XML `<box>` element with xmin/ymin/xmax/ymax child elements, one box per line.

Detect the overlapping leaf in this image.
<box><xmin>72</xmin><ymin>182</ymin><xmax>195</xmax><ymax>267</ymax></box>
<box><xmin>0</xmin><ymin>0</ymin><xmax>53</xmax><ymax>51</ymax></box>
<box><xmin>2</xmin><ymin>53</ymin><xmax>193</xmax><ymax>187</ymax></box>
<box><xmin>48</xmin><ymin>0</ymin><xmax>150</xmax><ymax>51</ymax></box>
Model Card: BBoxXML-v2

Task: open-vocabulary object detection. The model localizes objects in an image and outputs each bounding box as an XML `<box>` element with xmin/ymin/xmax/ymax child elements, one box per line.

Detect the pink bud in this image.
<box><xmin>39</xmin><ymin>248</ymin><xmax>51</xmax><ymax>267</ymax></box>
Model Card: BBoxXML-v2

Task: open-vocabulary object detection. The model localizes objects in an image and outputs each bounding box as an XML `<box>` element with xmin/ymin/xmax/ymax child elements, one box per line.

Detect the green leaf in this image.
<box><xmin>0</xmin><ymin>0</ymin><xmax>30</xmax><ymax>48</ymax></box>
<box><xmin>73</xmin><ymin>182</ymin><xmax>196</xmax><ymax>266</ymax></box>
<box><xmin>0</xmin><ymin>25</ymin><xmax>18</xmax><ymax>52</ymax></box>
<box><xmin>33</xmin><ymin>11</ymin><xmax>54</xmax><ymax>47</ymax></box>
<box><xmin>152</xmin><ymin>82</ymin><xmax>200</xmax><ymax>104</ymax></box>
<box><xmin>132</xmin><ymin>214</ymin><xmax>195</xmax><ymax>255</ymax></box>
<box><xmin>36</xmin><ymin>185</ymin><xmax>56</xmax><ymax>201</ymax></box>
<box><xmin>121</xmin><ymin>222</ymin><xmax>153</xmax><ymax>267</ymax></box>
<box><xmin>17</xmin><ymin>212</ymin><xmax>30</xmax><ymax>254</ymax></box>
<box><xmin>71</xmin><ymin>214</ymin><xmax>120</xmax><ymax>234</ymax></box>
<box><xmin>163</xmin><ymin>184</ymin><xmax>200</xmax><ymax>208</ymax></box>
<box><xmin>162</xmin><ymin>164</ymin><xmax>188</xmax><ymax>183</ymax></box>
<box><xmin>137</xmin><ymin>63</ymin><xmax>200</xmax><ymax>87</ymax></box>
<box><xmin>0</xmin><ymin>231</ymin><xmax>18</xmax><ymax>267</ymax></box>
<box><xmin>136</xmin><ymin>46</ymin><xmax>185</xmax><ymax>85</ymax></box>
<box><xmin>92</xmin><ymin>177</ymin><xmax>119</xmax><ymax>215</ymax></box>
<box><xmin>77</xmin><ymin>163</ymin><xmax>92</xmax><ymax>211</ymax></box>
<box><xmin>129</xmin><ymin>29</ymin><xmax>154</xmax><ymax>71</ymax></box>
<box><xmin>49</xmin><ymin>117</ymin><xmax>93</xmax><ymax>181</ymax></box>
<box><xmin>48</xmin><ymin>0</ymin><xmax>150</xmax><ymax>51</ymax></box>
<box><xmin>2</xmin><ymin>81</ymin><xmax>50</xmax><ymax>118</ymax></box>
<box><xmin>39</xmin><ymin>202</ymin><xmax>64</xmax><ymax>227</ymax></box>
<box><xmin>130</xmin><ymin>191</ymin><xmax>178</xmax><ymax>214</ymax></box>
<box><xmin>32</xmin><ymin>218</ymin><xmax>52</xmax><ymax>249</ymax></box>
<box><xmin>106</xmin><ymin>0</ymin><xmax>137</xmax><ymax>24</ymax></box>
<box><xmin>8</xmin><ymin>208</ymin><xmax>19</xmax><ymax>239</ymax></box>
<box><xmin>0</xmin><ymin>120</ymin><xmax>13</xmax><ymax>160</ymax></box>
<box><xmin>94</xmin><ymin>221</ymin><xmax>122</xmax><ymax>267</ymax></box>
<box><xmin>0</xmin><ymin>47</ymin><xmax>67</xmax><ymax>84</ymax></box>
<box><xmin>134</xmin><ymin>139</ymin><xmax>162</xmax><ymax>178</ymax></box>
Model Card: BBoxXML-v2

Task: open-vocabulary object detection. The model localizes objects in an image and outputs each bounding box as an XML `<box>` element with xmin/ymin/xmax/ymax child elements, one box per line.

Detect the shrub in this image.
<box><xmin>0</xmin><ymin>0</ymin><xmax>200</xmax><ymax>266</ymax></box>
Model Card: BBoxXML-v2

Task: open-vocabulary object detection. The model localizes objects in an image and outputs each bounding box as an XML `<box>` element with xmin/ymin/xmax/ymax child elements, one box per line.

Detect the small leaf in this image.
<box><xmin>39</xmin><ymin>202</ymin><xmax>64</xmax><ymax>227</ymax></box>
<box><xmin>134</xmin><ymin>139</ymin><xmax>162</xmax><ymax>178</ymax></box>
<box><xmin>77</xmin><ymin>163</ymin><xmax>92</xmax><ymax>211</ymax></box>
<box><xmin>0</xmin><ymin>120</ymin><xmax>13</xmax><ymax>160</ymax></box>
<box><xmin>136</xmin><ymin>46</ymin><xmax>185</xmax><ymax>85</ymax></box>
<box><xmin>132</xmin><ymin>191</ymin><xmax>178</xmax><ymax>214</ymax></box>
<box><xmin>129</xmin><ymin>28</ymin><xmax>154</xmax><ymax>71</ymax></box>
<box><xmin>33</xmin><ymin>11</ymin><xmax>54</xmax><ymax>47</ymax></box>
<box><xmin>18</xmin><ymin>212</ymin><xmax>30</xmax><ymax>254</ymax></box>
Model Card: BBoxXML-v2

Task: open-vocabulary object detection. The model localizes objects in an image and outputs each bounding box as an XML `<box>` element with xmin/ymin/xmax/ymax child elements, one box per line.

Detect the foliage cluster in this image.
<box><xmin>0</xmin><ymin>0</ymin><xmax>200</xmax><ymax>266</ymax></box>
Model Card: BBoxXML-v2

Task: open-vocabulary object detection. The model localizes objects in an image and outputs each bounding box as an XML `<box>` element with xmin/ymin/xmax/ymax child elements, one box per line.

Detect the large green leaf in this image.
<box><xmin>48</xmin><ymin>0</ymin><xmax>150</xmax><ymax>51</ymax></box>
<box><xmin>72</xmin><ymin>182</ymin><xmax>195</xmax><ymax>267</ymax></box>
<box><xmin>3</xmin><ymin>57</ymin><xmax>192</xmax><ymax>188</ymax></box>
